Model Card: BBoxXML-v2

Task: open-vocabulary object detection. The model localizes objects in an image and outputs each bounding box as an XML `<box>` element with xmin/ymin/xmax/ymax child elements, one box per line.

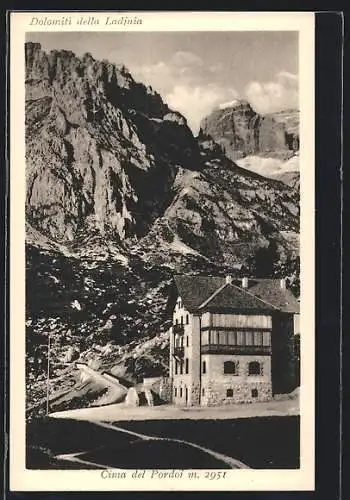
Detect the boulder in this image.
<box><xmin>64</xmin><ymin>346</ymin><xmax>79</xmax><ymax>363</ymax></box>
<box><xmin>125</xmin><ymin>387</ymin><xmax>140</xmax><ymax>407</ymax></box>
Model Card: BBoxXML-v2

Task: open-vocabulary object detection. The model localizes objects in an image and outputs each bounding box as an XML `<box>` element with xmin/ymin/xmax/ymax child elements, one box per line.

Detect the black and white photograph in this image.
<box><xmin>9</xmin><ymin>11</ymin><xmax>315</xmax><ymax>491</ymax></box>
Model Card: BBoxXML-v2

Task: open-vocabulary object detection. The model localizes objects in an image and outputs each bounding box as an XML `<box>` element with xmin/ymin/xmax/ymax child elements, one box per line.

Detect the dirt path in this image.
<box><xmin>98</xmin><ymin>421</ymin><xmax>249</xmax><ymax>468</ymax></box>
<box><xmin>55</xmin><ymin>452</ymin><xmax>107</xmax><ymax>469</ymax></box>
<box><xmin>55</xmin><ymin>419</ymin><xmax>249</xmax><ymax>469</ymax></box>
<box><xmin>50</xmin><ymin>398</ymin><xmax>299</xmax><ymax>422</ymax></box>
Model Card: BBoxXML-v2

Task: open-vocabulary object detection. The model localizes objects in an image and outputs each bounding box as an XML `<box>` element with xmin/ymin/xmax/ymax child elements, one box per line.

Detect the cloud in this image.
<box><xmin>165</xmin><ymin>84</ymin><xmax>238</xmax><ymax>134</ymax></box>
<box><xmin>278</xmin><ymin>71</ymin><xmax>298</xmax><ymax>83</ymax></box>
<box><xmin>130</xmin><ymin>51</ymin><xmax>204</xmax><ymax>94</ymax></box>
<box><xmin>131</xmin><ymin>61</ymin><xmax>175</xmax><ymax>94</ymax></box>
<box><xmin>128</xmin><ymin>50</ymin><xmax>238</xmax><ymax>133</ymax></box>
<box><xmin>171</xmin><ymin>51</ymin><xmax>203</xmax><ymax>68</ymax></box>
<box><xmin>209</xmin><ymin>63</ymin><xmax>224</xmax><ymax>73</ymax></box>
<box><xmin>245</xmin><ymin>71</ymin><xmax>299</xmax><ymax>114</ymax></box>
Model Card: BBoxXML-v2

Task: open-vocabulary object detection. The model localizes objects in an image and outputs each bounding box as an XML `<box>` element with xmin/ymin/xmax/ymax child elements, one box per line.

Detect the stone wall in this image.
<box><xmin>190</xmin><ymin>382</ymin><xmax>200</xmax><ymax>406</ymax></box>
<box><xmin>159</xmin><ymin>377</ymin><xmax>173</xmax><ymax>403</ymax></box>
<box><xmin>143</xmin><ymin>376</ymin><xmax>162</xmax><ymax>394</ymax></box>
<box><xmin>201</xmin><ymin>354</ymin><xmax>272</xmax><ymax>406</ymax></box>
<box><xmin>144</xmin><ymin>388</ymin><xmax>154</xmax><ymax>406</ymax></box>
<box><xmin>202</xmin><ymin>379</ymin><xmax>272</xmax><ymax>405</ymax></box>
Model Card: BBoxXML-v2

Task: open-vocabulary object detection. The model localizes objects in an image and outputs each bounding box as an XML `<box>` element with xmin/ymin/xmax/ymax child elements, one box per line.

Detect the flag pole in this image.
<box><xmin>46</xmin><ymin>332</ymin><xmax>51</xmax><ymax>415</ymax></box>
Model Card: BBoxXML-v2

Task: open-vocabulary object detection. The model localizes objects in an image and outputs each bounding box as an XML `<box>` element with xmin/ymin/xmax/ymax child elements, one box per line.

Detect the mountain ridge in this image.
<box><xmin>199</xmin><ymin>101</ymin><xmax>299</xmax><ymax>186</ymax></box>
<box><xmin>200</xmin><ymin>100</ymin><xmax>299</xmax><ymax>160</ymax></box>
<box><xmin>24</xmin><ymin>42</ymin><xmax>300</xmax><ymax>415</ymax></box>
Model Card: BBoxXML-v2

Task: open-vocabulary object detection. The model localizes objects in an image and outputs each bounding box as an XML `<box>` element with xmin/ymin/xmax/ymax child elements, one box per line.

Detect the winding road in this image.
<box><xmin>55</xmin><ymin>420</ymin><xmax>249</xmax><ymax>469</ymax></box>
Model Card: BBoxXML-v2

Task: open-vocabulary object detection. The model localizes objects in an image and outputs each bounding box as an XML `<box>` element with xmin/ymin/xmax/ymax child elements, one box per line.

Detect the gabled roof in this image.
<box><xmin>199</xmin><ymin>283</ymin><xmax>276</xmax><ymax>313</ymax></box>
<box><xmin>173</xmin><ymin>275</ymin><xmax>225</xmax><ymax>311</ymax></box>
<box><xmin>244</xmin><ymin>279</ymin><xmax>300</xmax><ymax>314</ymax></box>
<box><xmin>173</xmin><ymin>275</ymin><xmax>299</xmax><ymax>314</ymax></box>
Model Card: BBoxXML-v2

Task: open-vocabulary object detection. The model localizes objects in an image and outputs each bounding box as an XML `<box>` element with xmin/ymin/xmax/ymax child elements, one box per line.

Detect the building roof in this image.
<box><xmin>173</xmin><ymin>275</ymin><xmax>299</xmax><ymax>314</ymax></box>
<box><xmin>173</xmin><ymin>275</ymin><xmax>225</xmax><ymax>311</ymax></box>
<box><xmin>201</xmin><ymin>283</ymin><xmax>277</xmax><ymax>312</ymax></box>
<box><xmin>243</xmin><ymin>278</ymin><xmax>300</xmax><ymax>314</ymax></box>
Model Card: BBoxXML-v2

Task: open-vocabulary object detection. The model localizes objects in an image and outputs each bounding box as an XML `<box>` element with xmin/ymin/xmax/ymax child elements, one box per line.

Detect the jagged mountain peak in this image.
<box><xmin>25</xmin><ymin>41</ymin><xmax>173</xmax><ymax>121</ymax></box>
<box><xmin>200</xmin><ymin>99</ymin><xmax>299</xmax><ymax>162</ymax></box>
<box><xmin>25</xmin><ymin>41</ymin><xmax>199</xmax><ymax>244</ymax></box>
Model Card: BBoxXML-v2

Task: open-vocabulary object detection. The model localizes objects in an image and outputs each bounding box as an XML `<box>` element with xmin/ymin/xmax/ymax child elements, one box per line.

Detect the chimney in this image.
<box><xmin>242</xmin><ymin>277</ymin><xmax>249</xmax><ymax>288</ymax></box>
<box><xmin>225</xmin><ymin>275</ymin><xmax>232</xmax><ymax>285</ymax></box>
<box><xmin>280</xmin><ymin>278</ymin><xmax>286</xmax><ymax>289</ymax></box>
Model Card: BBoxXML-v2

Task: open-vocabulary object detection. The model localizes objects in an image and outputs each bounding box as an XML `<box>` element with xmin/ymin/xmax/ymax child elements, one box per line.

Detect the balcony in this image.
<box><xmin>201</xmin><ymin>344</ymin><xmax>272</xmax><ymax>355</ymax></box>
<box><xmin>173</xmin><ymin>346</ymin><xmax>185</xmax><ymax>359</ymax></box>
<box><xmin>173</xmin><ymin>324</ymin><xmax>184</xmax><ymax>335</ymax></box>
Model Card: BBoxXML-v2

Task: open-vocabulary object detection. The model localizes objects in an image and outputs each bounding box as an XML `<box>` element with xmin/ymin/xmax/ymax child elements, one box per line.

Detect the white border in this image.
<box><xmin>9</xmin><ymin>11</ymin><xmax>315</xmax><ymax>492</ymax></box>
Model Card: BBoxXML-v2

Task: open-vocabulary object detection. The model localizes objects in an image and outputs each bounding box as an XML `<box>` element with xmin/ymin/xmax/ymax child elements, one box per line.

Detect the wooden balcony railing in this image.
<box><xmin>201</xmin><ymin>344</ymin><xmax>272</xmax><ymax>355</ymax></box>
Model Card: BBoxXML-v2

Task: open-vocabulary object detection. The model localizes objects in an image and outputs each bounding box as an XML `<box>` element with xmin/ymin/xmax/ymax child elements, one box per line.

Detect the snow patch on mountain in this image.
<box><xmin>218</xmin><ymin>99</ymin><xmax>240</xmax><ymax>110</ymax></box>
<box><xmin>236</xmin><ymin>153</ymin><xmax>299</xmax><ymax>180</ymax></box>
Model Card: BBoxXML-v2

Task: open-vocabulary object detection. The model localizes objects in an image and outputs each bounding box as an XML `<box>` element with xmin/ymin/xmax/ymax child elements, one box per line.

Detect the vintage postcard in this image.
<box><xmin>9</xmin><ymin>11</ymin><xmax>315</xmax><ymax>491</ymax></box>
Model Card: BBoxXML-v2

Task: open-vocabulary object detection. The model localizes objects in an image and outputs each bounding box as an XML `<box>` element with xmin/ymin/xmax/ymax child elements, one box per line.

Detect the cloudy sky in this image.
<box><xmin>27</xmin><ymin>31</ymin><xmax>298</xmax><ymax>134</ymax></box>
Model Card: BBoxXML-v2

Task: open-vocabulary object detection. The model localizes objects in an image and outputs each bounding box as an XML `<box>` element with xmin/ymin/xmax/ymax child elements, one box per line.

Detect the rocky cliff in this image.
<box><xmin>25</xmin><ymin>43</ymin><xmax>300</xmax><ymax>414</ymax></box>
<box><xmin>199</xmin><ymin>100</ymin><xmax>299</xmax><ymax>185</ymax></box>
<box><xmin>26</xmin><ymin>42</ymin><xmax>200</xmax><ymax>244</ymax></box>
<box><xmin>200</xmin><ymin>100</ymin><xmax>299</xmax><ymax>161</ymax></box>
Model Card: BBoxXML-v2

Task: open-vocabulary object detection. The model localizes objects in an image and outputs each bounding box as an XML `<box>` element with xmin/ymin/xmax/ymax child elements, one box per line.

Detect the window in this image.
<box><xmin>202</xmin><ymin>387</ymin><xmax>205</xmax><ymax>396</ymax></box>
<box><xmin>186</xmin><ymin>314</ymin><xmax>189</xmax><ymax>324</ymax></box>
<box><xmin>175</xmin><ymin>318</ymin><xmax>178</xmax><ymax>325</ymax></box>
<box><xmin>251</xmin><ymin>389</ymin><xmax>258</xmax><ymax>398</ymax></box>
<box><xmin>175</xmin><ymin>360</ymin><xmax>178</xmax><ymax>375</ymax></box>
<box><xmin>218</xmin><ymin>331</ymin><xmax>227</xmax><ymax>344</ymax></box>
<box><xmin>180</xmin><ymin>336</ymin><xmax>183</xmax><ymax>347</ymax></box>
<box><xmin>226</xmin><ymin>388</ymin><xmax>233</xmax><ymax>397</ymax></box>
<box><xmin>181</xmin><ymin>316</ymin><xmax>183</xmax><ymax>325</ymax></box>
<box><xmin>237</xmin><ymin>331</ymin><xmax>245</xmax><ymax>345</ymax></box>
<box><xmin>180</xmin><ymin>387</ymin><xmax>183</xmax><ymax>398</ymax></box>
<box><xmin>185</xmin><ymin>358</ymin><xmax>189</xmax><ymax>374</ymax></box>
<box><xmin>224</xmin><ymin>361</ymin><xmax>236</xmax><ymax>374</ymax></box>
<box><xmin>248</xmin><ymin>361</ymin><xmax>261</xmax><ymax>375</ymax></box>
<box><xmin>227</xmin><ymin>331</ymin><xmax>237</xmax><ymax>345</ymax></box>
<box><xmin>245</xmin><ymin>331</ymin><xmax>253</xmax><ymax>346</ymax></box>
<box><xmin>180</xmin><ymin>361</ymin><xmax>183</xmax><ymax>374</ymax></box>
<box><xmin>186</xmin><ymin>336</ymin><xmax>189</xmax><ymax>347</ymax></box>
<box><xmin>210</xmin><ymin>331</ymin><xmax>225</xmax><ymax>344</ymax></box>
<box><xmin>254</xmin><ymin>331</ymin><xmax>263</xmax><ymax>346</ymax></box>
<box><xmin>263</xmin><ymin>331</ymin><xmax>271</xmax><ymax>346</ymax></box>
<box><xmin>202</xmin><ymin>360</ymin><xmax>206</xmax><ymax>374</ymax></box>
<box><xmin>174</xmin><ymin>387</ymin><xmax>177</xmax><ymax>397</ymax></box>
